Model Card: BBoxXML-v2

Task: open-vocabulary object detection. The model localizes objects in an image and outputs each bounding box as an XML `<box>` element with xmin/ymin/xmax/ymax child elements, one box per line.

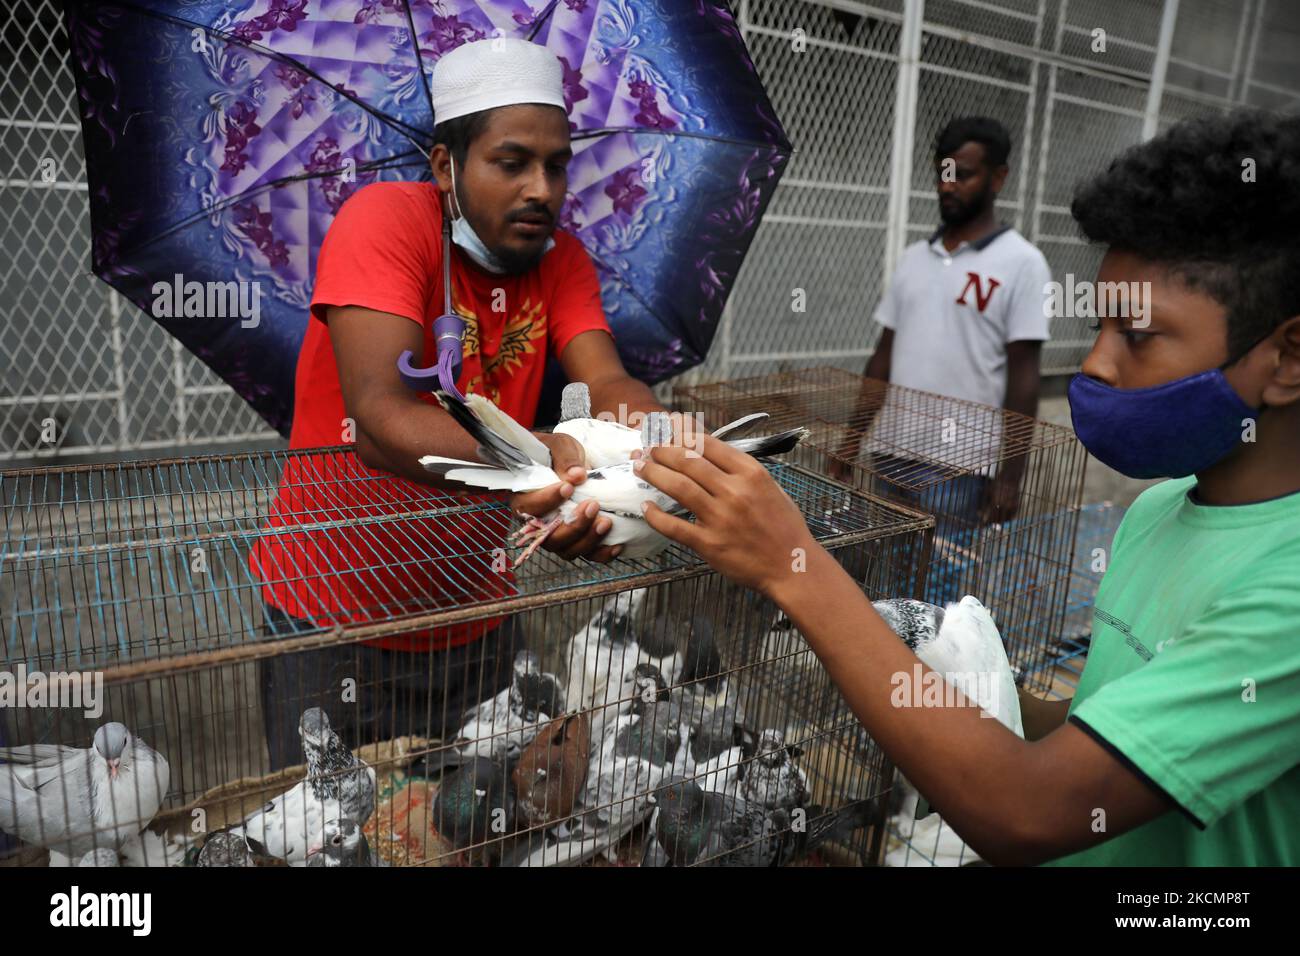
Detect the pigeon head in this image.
<box><xmin>79</xmin><ymin>848</ymin><xmax>120</xmax><ymax>868</ymax></box>
<box><xmin>516</xmin><ymin>671</ymin><xmax>565</xmax><ymax>719</ymax></box>
<box><xmin>638</xmin><ymin>616</ymin><xmax>678</xmax><ymax>660</ymax></box>
<box><xmin>652</xmin><ymin>776</ymin><xmax>705</xmax><ymax>812</ymax></box>
<box><xmin>299</xmin><ymin>707</ymin><xmax>358</xmax><ymax>800</ymax></box>
<box><xmin>598</xmin><ymin>609</ymin><xmax>641</xmax><ymax>646</ymax></box>
<box><xmin>308</xmin><ymin>817</ymin><xmax>368</xmax><ymax>866</ymax></box>
<box><xmin>559</xmin><ymin>382</ymin><xmax>592</xmax><ymax>422</ymax></box>
<box><xmin>512</xmin><ymin>649</ymin><xmax>540</xmax><ymax>678</ymax></box>
<box><xmin>873</xmin><ymin>599</ymin><xmax>944</xmax><ymax>650</ymax></box>
<box><xmin>640</xmin><ymin>411</ymin><xmax>673</xmax><ymax>449</ymax></box>
<box><xmin>93</xmin><ymin>722</ymin><xmax>131</xmax><ymax>780</ymax></box>
<box><xmin>299</xmin><ymin>707</ymin><xmax>335</xmax><ymax>747</ymax></box>
<box><xmin>629</xmin><ymin>663</ymin><xmax>668</xmax><ymax>714</ymax></box>
<box><xmin>755</xmin><ymin>729</ymin><xmax>789</xmax><ymax>767</ymax></box>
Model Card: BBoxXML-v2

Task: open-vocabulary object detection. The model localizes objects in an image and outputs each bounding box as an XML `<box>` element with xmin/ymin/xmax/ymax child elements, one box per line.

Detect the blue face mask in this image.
<box><xmin>1067</xmin><ymin>366</ymin><xmax>1259</xmax><ymax>480</ymax></box>
<box><xmin>448</xmin><ymin>159</ymin><xmax>554</xmax><ymax>274</ymax></box>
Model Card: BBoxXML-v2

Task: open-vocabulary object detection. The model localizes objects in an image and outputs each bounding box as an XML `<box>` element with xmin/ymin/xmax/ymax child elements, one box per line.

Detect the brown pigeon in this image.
<box><xmin>512</xmin><ymin>712</ymin><xmax>591</xmax><ymax>830</ymax></box>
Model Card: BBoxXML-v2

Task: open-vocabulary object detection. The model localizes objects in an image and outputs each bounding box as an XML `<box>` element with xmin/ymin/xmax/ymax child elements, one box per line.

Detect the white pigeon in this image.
<box><xmin>873</xmin><ymin>595</ymin><xmax>1025</xmax><ymax>866</ymax></box>
<box><xmin>875</xmin><ymin>595</ymin><xmax>1023</xmax><ymax>735</ymax></box>
<box><xmin>456</xmin><ymin>650</ymin><xmax>565</xmax><ymax>760</ymax></box>
<box><xmin>563</xmin><ymin>589</ymin><xmax>647</xmax><ymax>719</ymax></box>
<box><xmin>885</xmin><ymin>776</ymin><xmax>982</xmax><ymax>867</ymax></box>
<box><xmin>419</xmin><ymin>384</ymin><xmax>808</xmax><ymax>563</ymax></box>
<box><xmin>229</xmin><ymin>708</ymin><xmax>376</xmax><ymax>865</ymax></box>
<box><xmin>0</xmin><ymin>722</ymin><xmax>169</xmax><ymax>867</ymax></box>
<box><xmin>561</xmin><ymin>589</ymin><xmax>693</xmax><ymax>745</ymax></box>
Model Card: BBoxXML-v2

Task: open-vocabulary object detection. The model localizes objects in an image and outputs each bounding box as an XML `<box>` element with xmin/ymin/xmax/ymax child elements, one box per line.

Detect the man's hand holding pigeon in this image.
<box><xmin>512</xmin><ymin>430</ymin><xmax>624</xmax><ymax>563</ymax></box>
<box><xmin>635</xmin><ymin>433</ymin><xmax>818</xmax><ymax>594</ymax></box>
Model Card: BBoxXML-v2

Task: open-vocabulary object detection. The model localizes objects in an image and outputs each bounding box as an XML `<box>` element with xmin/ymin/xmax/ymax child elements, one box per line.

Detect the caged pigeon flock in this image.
<box><xmin>421</xmin><ymin>588</ymin><xmax>874</xmax><ymax>867</ymax></box>
<box><xmin>0</xmin><ymin>722</ymin><xmax>170</xmax><ymax>867</ymax></box>
<box><xmin>419</xmin><ymin>382</ymin><xmax>810</xmax><ymax>564</ymax></box>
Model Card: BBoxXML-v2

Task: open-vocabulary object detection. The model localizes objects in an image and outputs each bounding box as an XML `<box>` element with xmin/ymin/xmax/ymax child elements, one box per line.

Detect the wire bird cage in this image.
<box><xmin>676</xmin><ymin>366</ymin><xmax>1088</xmax><ymax>692</ymax></box>
<box><xmin>677</xmin><ymin>366</ymin><xmax>1090</xmax><ymax>867</ymax></box>
<box><xmin>1</xmin><ymin>446</ymin><xmax>932</xmax><ymax>867</ymax></box>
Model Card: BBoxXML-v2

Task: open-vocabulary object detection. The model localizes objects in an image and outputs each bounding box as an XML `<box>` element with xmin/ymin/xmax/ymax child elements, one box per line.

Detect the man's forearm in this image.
<box><xmin>996</xmin><ymin>349</ymin><xmax>1040</xmax><ymax>480</ymax></box>
<box><xmin>353</xmin><ymin>393</ymin><xmax>483</xmax><ymax>487</ymax></box>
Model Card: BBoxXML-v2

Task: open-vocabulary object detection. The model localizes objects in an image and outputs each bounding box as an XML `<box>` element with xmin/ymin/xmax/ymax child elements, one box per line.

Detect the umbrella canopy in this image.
<box><xmin>64</xmin><ymin>0</ymin><xmax>791</xmax><ymax>435</ymax></box>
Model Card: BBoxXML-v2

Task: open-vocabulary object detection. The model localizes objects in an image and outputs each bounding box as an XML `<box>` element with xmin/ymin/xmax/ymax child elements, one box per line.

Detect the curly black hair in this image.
<box><xmin>935</xmin><ymin>116</ymin><xmax>1012</xmax><ymax>167</ymax></box>
<box><xmin>1071</xmin><ymin>111</ymin><xmax>1300</xmax><ymax>360</ymax></box>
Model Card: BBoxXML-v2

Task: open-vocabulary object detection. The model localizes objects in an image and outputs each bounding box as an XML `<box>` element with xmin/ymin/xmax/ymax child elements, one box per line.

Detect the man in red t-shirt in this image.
<box><xmin>250</xmin><ymin>39</ymin><xmax>670</xmax><ymax>768</ymax></box>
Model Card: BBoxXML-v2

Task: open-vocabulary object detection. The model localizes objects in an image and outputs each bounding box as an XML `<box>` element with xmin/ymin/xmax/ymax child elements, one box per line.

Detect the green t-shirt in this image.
<box><xmin>1044</xmin><ymin>476</ymin><xmax>1300</xmax><ymax>866</ymax></box>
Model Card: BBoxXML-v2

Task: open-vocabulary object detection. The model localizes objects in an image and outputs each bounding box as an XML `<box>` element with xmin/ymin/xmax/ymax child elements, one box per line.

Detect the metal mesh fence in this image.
<box><xmin>4</xmin><ymin>0</ymin><xmax>1299</xmax><ymax>461</ymax></box>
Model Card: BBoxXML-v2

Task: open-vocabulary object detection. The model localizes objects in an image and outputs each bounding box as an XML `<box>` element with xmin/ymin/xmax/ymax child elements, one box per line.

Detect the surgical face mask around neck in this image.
<box><xmin>448</xmin><ymin>159</ymin><xmax>554</xmax><ymax>274</ymax></box>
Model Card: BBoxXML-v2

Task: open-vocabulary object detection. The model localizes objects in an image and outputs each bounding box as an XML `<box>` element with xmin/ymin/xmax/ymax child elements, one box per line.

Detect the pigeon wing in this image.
<box><xmin>436</xmin><ymin>390</ymin><xmax>551</xmax><ymax>469</ymax></box>
<box><xmin>710</xmin><ymin>412</ymin><xmax>770</xmax><ymax>441</ymax></box>
<box><xmin>727</xmin><ymin>426</ymin><xmax>810</xmax><ymax>458</ymax></box>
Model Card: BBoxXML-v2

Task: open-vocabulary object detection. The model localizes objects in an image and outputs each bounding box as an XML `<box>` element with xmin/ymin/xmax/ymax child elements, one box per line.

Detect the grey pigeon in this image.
<box><xmin>301</xmin><ymin>707</ymin><xmax>376</xmax><ymax>824</ymax></box>
<box><xmin>741</xmin><ymin>729</ymin><xmax>809</xmax><ymax>812</ymax></box>
<box><xmin>612</xmin><ymin>701</ymin><xmax>682</xmax><ymax>768</ymax></box>
<box><xmin>688</xmin><ymin>703</ymin><xmax>756</xmax><ymax>764</ymax></box>
<box><xmin>648</xmin><ymin>777</ymin><xmax>873</xmax><ymax>867</ymax></box>
<box><xmin>457</xmin><ymin>650</ymin><xmax>565</xmax><ymax>761</ymax></box>
<box><xmin>649</xmin><ymin>776</ymin><xmax>779</xmax><ymax>867</ymax></box>
<box><xmin>0</xmin><ymin>722</ymin><xmax>169</xmax><ymax>867</ymax></box>
<box><xmin>194</xmin><ymin>830</ymin><xmax>257</xmax><ymax>868</ymax></box>
<box><xmin>678</xmin><ymin>614</ymin><xmax>724</xmax><ymax>690</ymax></box>
<box><xmin>78</xmin><ymin>848</ymin><xmax>120</xmax><ymax>868</ymax></box>
<box><xmin>230</xmin><ymin>708</ymin><xmax>376</xmax><ymax>864</ymax></box>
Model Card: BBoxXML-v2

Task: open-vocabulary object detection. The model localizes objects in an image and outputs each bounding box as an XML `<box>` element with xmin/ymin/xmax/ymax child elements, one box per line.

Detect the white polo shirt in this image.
<box><xmin>867</xmin><ymin>225</ymin><xmax>1052</xmax><ymax>475</ymax></box>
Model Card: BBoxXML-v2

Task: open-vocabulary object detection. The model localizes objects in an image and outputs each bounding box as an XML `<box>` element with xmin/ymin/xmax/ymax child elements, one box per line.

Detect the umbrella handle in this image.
<box><xmin>397</xmin><ymin>314</ymin><xmax>465</xmax><ymax>401</ymax></box>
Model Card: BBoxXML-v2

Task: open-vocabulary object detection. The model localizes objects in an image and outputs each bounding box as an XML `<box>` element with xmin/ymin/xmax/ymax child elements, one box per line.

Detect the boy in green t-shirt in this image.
<box><xmin>633</xmin><ymin>111</ymin><xmax>1300</xmax><ymax>865</ymax></box>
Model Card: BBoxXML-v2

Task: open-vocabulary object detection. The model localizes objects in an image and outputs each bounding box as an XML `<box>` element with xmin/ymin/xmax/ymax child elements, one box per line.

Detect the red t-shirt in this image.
<box><xmin>248</xmin><ymin>181</ymin><xmax>612</xmax><ymax>651</ymax></box>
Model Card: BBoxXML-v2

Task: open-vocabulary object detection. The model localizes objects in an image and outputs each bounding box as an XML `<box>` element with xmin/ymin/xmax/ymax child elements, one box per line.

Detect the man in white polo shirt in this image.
<box><xmin>839</xmin><ymin>116</ymin><xmax>1051</xmax><ymax>540</ymax></box>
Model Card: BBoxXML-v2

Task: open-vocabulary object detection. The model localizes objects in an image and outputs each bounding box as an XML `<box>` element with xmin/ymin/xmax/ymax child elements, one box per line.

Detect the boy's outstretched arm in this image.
<box><xmin>635</xmin><ymin>436</ymin><xmax>1172</xmax><ymax>866</ymax></box>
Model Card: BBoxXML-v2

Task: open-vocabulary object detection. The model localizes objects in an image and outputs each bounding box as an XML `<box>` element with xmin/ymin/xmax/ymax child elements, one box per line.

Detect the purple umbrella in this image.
<box><xmin>64</xmin><ymin>0</ymin><xmax>792</xmax><ymax>434</ymax></box>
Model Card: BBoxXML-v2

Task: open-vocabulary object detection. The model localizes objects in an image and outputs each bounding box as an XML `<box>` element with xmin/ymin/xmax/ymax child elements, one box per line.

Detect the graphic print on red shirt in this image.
<box><xmin>249</xmin><ymin>181</ymin><xmax>613</xmax><ymax>651</ymax></box>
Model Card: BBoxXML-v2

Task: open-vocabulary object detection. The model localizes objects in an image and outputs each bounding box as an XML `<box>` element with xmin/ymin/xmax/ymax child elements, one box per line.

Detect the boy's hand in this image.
<box><xmin>633</xmin><ymin>434</ymin><xmax>817</xmax><ymax>594</ymax></box>
<box><xmin>510</xmin><ymin>432</ymin><xmax>618</xmax><ymax>563</ymax></box>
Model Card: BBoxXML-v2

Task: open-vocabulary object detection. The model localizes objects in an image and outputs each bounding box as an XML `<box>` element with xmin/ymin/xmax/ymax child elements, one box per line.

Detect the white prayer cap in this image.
<box><xmin>431</xmin><ymin>38</ymin><xmax>566</xmax><ymax>126</ymax></box>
